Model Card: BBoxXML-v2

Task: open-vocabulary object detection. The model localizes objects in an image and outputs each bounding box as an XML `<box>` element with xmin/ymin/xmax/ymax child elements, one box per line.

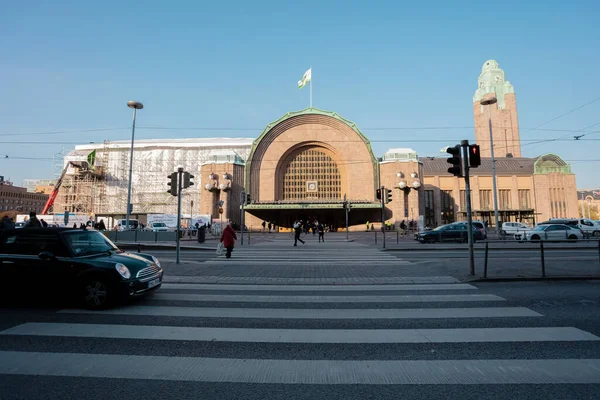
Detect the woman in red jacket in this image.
<box><xmin>220</xmin><ymin>223</ymin><xmax>238</xmax><ymax>258</ymax></box>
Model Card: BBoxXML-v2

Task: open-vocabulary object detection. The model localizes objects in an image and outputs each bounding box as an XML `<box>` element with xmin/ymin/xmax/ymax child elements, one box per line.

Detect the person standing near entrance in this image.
<box><xmin>293</xmin><ymin>220</ymin><xmax>305</xmax><ymax>246</ymax></box>
<box><xmin>318</xmin><ymin>222</ymin><xmax>325</xmax><ymax>243</ymax></box>
<box><xmin>261</xmin><ymin>221</ymin><xmax>266</xmax><ymax>232</ymax></box>
<box><xmin>220</xmin><ymin>223</ymin><xmax>237</xmax><ymax>258</ymax></box>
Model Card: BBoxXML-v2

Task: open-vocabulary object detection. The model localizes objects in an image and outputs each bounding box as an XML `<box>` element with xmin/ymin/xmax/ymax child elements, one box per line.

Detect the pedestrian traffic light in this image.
<box><xmin>469</xmin><ymin>144</ymin><xmax>481</xmax><ymax>167</ymax></box>
<box><xmin>446</xmin><ymin>145</ymin><xmax>463</xmax><ymax>177</ymax></box>
<box><xmin>167</xmin><ymin>172</ymin><xmax>178</xmax><ymax>196</ymax></box>
<box><xmin>376</xmin><ymin>188</ymin><xmax>382</xmax><ymax>200</ymax></box>
<box><xmin>385</xmin><ymin>189</ymin><xmax>393</xmax><ymax>204</ymax></box>
<box><xmin>183</xmin><ymin>172</ymin><xmax>194</xmax><ymax>188</ymax></box>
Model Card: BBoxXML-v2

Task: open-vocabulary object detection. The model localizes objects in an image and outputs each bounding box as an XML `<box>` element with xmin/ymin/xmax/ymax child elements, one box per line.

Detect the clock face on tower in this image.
<box><xmin>306</xmin><ymin>181</ymin><xmax>318</xmax><ymax>193</ymax></box>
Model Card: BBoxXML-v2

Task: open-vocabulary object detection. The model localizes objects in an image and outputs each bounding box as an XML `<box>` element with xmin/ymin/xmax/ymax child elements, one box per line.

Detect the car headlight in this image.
<box><xmin>115</xmin><ymin>263</ymin><xmax>131</xmax><ymax>279</ymax></box>
<box><xmin>151</xmin><ymin>256</ymin><xmax>161</xmax><ymax>268</ymax></box>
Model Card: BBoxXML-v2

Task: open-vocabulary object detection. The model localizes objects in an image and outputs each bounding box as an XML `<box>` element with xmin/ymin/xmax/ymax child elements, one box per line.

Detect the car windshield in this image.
<box><xmin>63</xmin><ymin>230</ymin><xmax>119</xmax><ymax>257</ymax></box>
<box><xmin>533</xmin><ymin>226</ymin><xmax>546</xmax><ymax>231</ymax></box>
<box><xmin>432</xmin><ymin>225</ymin><xmax>448</xmax><ymax>231</ymax></box>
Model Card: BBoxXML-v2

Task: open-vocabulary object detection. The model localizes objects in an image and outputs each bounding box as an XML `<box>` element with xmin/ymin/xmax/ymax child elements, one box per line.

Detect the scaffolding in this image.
<box><xmin>58</xmin><ymin>138</ymin><xmax>254</xmax><ymax>217</ymax></box>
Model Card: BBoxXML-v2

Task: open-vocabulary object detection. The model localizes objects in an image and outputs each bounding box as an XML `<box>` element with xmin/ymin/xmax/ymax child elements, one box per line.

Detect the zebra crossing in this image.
<box><xmin>207</xmin><ymin>239</ymin><xmax>414</xmax><ymax>266</ymax></box>
<box><xmin>1</xmin><ymin>277</ymin><xmax>600</xmax><ymax>393</ymax></box>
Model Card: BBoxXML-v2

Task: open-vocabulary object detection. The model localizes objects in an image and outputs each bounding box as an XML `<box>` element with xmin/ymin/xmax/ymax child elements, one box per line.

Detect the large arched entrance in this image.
<box><xmin>244</xmin><ymin>108</ymin><xmax>382</xmax><ymax>230</ymax></box>
<box><xmin>278</xmin><ymin>146</ymin><xmax>343</xmax><ymax>202</ymax></box>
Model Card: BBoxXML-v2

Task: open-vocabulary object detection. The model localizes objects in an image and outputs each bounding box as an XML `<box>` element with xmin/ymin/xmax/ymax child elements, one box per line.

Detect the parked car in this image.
<box><xmin>0</xmin><ymin>227</ymin><xmax>163</xmax><ymax>308</ymax></box>
<box><xmin>149</xmin><ymin>222</ymin><xmax>169</xmax><ymax>232</ymax></box>
<box><xmin>542</xmin><ymin>218</ymin><xmax>599</xmax><ymax>238</ymax></box>
<box><xmin>524</xmin><ymin>224</ymin><xmax>583</xmax><ymax>242</ymax></box>
<box><xmin>417</xmin><ymin>223</ymin><xmax>483</xmax><ymax>243</ymax></box>
<box><xmin>501</xmin><ymin>222</ymin><xmax>531</xmax><ymax>236</ymax></box>
<box><xmin>115</xmin><ymin>219</ymin><xmax>139</xmax><ymax>231</ymax></box>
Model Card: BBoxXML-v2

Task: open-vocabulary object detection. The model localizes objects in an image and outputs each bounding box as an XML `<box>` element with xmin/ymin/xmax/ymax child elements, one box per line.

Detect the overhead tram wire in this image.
<box><xmin>3</xmin><ymin>125</ymin><xmax>599</xmax><ymax>137</ymax></box>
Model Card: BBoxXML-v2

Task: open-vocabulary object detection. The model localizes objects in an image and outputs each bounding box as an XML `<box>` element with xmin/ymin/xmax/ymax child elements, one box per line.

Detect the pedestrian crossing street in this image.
<box><xmin>207</xmin><ymin>238</ymin><xmax>415</xmax><ymax>266</ymax></box>
<box><xmin>1</xmin><ymin>276</ymin><xmax>600</xmax><ymax>389</ymax></box>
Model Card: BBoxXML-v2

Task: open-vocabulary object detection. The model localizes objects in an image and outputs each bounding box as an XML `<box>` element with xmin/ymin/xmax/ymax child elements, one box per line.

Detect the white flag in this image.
<box><xmin>298</xmin><ymin>68</ymin><xmax>312</xmax><ymax>89</ymax></box>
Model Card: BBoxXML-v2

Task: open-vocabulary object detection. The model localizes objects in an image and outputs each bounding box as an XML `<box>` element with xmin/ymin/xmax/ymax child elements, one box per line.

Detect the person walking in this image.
<box><xmin>318</xmin><ymin>222</ymin><xmax>325</xmax><ymax>243</ymax></box>
<box><xmin>293</xmin><ymin>220</ymin><xmax>305</xmax><ymax>246</ymax></box>
<box><xmin>220</xmin><ymin>223</ymin><xmax>238</xmax><ymax>259</ymax></box>
<box><xmin>261</xmin><ymin>221</ymin><xmax>266</xmax><ymax>232</ymax></box>
<box><xmin>24</xmin><ymin>212</ymin><xmax>42</xmax><ymax>228</ymax></box>
<box><xmin>268</xmin><ymin>222</ymin><xmax>272</xmax><ymax>233</ymax></box>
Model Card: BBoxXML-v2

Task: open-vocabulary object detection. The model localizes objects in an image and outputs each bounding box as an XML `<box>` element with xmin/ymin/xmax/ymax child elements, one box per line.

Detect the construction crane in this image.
<box><xmin>41</xmin><ymin>164</ymin><xmax>70</xmax><ymax>215</ymax></box>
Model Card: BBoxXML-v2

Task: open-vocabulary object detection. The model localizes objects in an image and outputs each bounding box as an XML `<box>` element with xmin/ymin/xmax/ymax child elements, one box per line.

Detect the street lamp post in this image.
<box><xmin>125</xmin><ymin>100</ymin><xmax>143</xmax><ymax>232</ymax></box>
<box><xmin>480</xmin><ymin>94</ymin><xmax>500</xmax><ymax>235</ymax></box>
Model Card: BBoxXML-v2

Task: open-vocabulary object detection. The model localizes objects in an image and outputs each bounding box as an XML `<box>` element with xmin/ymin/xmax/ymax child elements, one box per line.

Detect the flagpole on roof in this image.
<box><xmin>310</xmin><ymin>66</ymin><xmax>312</xmax><ymax>108</ymax></box>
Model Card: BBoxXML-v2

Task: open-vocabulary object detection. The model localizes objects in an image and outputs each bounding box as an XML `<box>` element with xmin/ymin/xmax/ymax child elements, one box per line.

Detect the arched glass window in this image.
<box><xmin>282</xmin><ymin>148</ymin><xmax>341</xmax><ymax>201</ymax></box>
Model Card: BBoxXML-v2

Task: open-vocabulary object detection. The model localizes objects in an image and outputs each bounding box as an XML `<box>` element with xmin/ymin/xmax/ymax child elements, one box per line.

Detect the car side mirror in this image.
<box><xmin>39</xmin><ymin>251</ymin><xmax>55</xmax><ymax>260</ymax></box>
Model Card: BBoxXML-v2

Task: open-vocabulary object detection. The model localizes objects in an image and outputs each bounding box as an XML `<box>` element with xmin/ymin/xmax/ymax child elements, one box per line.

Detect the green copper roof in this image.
<box><xmin>251</xmin><ymin>107</ymin><xmax>374</xmax><ymax>150</ymax></box>
<box><xmin>473</xmin><ymin>60</ymin><xmax>515</xmax><ymax>109</ymax></box>
<box><xmin>534</xmin><ymin>153</ymin><xmax>572</xmax><ymax>174</ymax></box>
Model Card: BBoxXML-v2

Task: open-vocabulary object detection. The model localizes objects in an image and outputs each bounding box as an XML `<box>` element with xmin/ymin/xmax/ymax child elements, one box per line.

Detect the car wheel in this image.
<box><xmin>593</xmin><ymin>231</ymin><xmax>600</xmax><ymax>238</ymax></box>
<box><xmin>530</xmin><ymin>235</ymin><xmax>541</xmax><ymax>242</ymax></box>
<box><xmin>81</xmin><ymin>277</ymin><xmax>113</xmax><ymax>309</ymax></box>
<box><xmin>568</xmin><ymin>235</ymin><xmax>578</xmax><ymax>241</ymax></box>
<box><xmin>500</xmin><ymin>230</ymin><xmax>507</xmax><ymax>236</ymax></box>
<box><xmin>426</xmin><ymin>237</ymin><xmax>436</xmax><ymax>244</ymax></box>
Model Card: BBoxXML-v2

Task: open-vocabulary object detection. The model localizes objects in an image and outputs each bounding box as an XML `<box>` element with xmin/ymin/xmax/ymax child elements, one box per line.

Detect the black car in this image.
<box><xmin>417</xmin><ymin>223</ymin><xmax>484</xmax><ymax>243</ymax></box>
<box><xmin>0</xmin><ymin>227</ymin><xmax>163</xmax><ymax>309</ymax></box>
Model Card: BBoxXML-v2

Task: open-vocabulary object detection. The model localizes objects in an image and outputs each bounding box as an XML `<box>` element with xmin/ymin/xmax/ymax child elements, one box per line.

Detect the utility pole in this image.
<box><xmin>461</xmin><ymin>140</ymin><xmax>475</xmax><ymax>276</ymax></box>
<box><xmin>176</xmin><ymin>167</ymin><xmax>183</xmax><ymax>265</ymax></box>
<box><xmin>381</xmin><ymin>185</ymin><xmax>386</xmax><ymax>249</ymax></box>
<box><xmin>344</xmin><ymin>193</ymin><xmax>349</xmax><ymax>240</ymax></box>
<box><xmin>240</xmin><ymin>191</ymin><xmax>246</xmax><ymax>245</ymax></box>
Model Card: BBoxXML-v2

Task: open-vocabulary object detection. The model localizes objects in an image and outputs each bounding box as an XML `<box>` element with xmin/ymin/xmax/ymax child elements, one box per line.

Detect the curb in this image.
<box><xmin>382</xmin><ymin>246</ymin><xmax>597</xmax><ymax>252</ymax></box>
<box><xmin>464</xmin><ymin>276</ymin><xmax>600</xmax><ymax>283</ymax></box>
<box><xmin>117</xmin><ymin>243</ymin><xmax>215</xmax><ymax>251</ymax></box>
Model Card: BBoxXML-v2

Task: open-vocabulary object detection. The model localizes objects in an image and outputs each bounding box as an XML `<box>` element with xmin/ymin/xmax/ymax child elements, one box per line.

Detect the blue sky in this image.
<box><xmin>1</xmin><ymin>0</ymin><xmax>599</xmax><ymax>187</ymax></box>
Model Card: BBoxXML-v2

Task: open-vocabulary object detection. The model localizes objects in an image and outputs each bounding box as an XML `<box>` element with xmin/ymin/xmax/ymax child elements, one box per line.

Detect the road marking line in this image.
<box><xmin>1</xmin><ymin>352</ymin><xmax>600</xmax><ymax>384</ymax></box>
<box><xmin>158</xmin><ymin>283</ymin><xmax>477</xmax><ymax>291</ymax></box>
<box><xmin>58</xmin><ymin>306</ymin><xmax>542</xmax><ymax>319</ymax></box>
<box><xmin>5</xmin><ymin>324</ymin><xmax>591</xmax><ymax>343</ymax></box>
<box><xmin>148</xmin><ymin>293</ymin><xmax>505</xmax><ymax>303</ymax></box>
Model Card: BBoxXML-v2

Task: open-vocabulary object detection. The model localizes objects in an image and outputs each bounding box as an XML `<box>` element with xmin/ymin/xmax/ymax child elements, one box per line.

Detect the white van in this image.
<box><xmin>546</xmin><ymin>218</ymin><xmax>600</xmax><ymax>238</ymax></box>
<box><xmin>116</xmin><ymin>219</ymin><xmax>139</xmax><ymax>231</ymax></box>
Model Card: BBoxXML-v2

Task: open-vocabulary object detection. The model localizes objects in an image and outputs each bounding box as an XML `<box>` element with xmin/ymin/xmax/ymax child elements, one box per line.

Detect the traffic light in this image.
<box><xmin>376</xmin><ymin>188</ymin><xmax>382</xmax><ymax>200</ymax></box>
<box><xmin>183</xmin><ymin>172</ymin><xmax>194</xmax><ymax>188</ymax></box>
<box><xmin>342</xmin><ymin>200</ymin><xmax>348</xmax><ymax>209</ymax></box>
<box><xmin>385</xmin><ymin>189</ymin><xmax>393</xmax><ymax>204</ymax></box>
<box><xmin>469</xmin><ymin>144</ymin><xmax>481</xmax><ymax>167</ymax></box>
<box><xmin>446</xmin><ymin>145</ymin><xmax>463</xmax><ymax>177</ymax></box>
<box><xmin>246</xmin><ymin>193</ymin><xmax>251</xmax><ymax>205</ymax></box>
<box><xmin>167</xmin><ymin>172</ymin><xmax>178</xmax><ymax>196</ymax></box>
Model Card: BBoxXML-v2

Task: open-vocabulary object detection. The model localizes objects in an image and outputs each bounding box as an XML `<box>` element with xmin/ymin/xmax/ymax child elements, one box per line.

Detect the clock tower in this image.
<box><xmin>473</xmin><ymin>60</ymin><xmax>521</xmax><ymax>158</ymax></box>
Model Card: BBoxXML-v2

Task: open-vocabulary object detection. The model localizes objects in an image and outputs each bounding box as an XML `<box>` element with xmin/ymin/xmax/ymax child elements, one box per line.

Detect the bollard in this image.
<box><xmin>137</xmin><ymin>243</ymin><xmax>141</xmax><ymax>253</ymax></box>
<box><xmin>397</xmin><ymin>230</ymin><xmax>399</xmax><ymax>244</ymax></box>
<box><xmin>375</xmin><ymin>231</ymin><xmax>377</xmax><ymax>244</ymax></box>
<box><xmin>483</xmin><ymin>241</ymin><xmax>489</xmax><ymax>278</ymax></box>
<box><xmin>540</xmin><ymin>241</ymin><xmax>546</xmax><ymax>277</ymax></box>
<box><xmin>248</xmin><ymin>229</ymin><xmax>251</xmax><ymax>245</ymax></box>
<box><xmin>598</xmin><ymin>239</ymin><xmax>600</xmax><ymax>268</ymax></box>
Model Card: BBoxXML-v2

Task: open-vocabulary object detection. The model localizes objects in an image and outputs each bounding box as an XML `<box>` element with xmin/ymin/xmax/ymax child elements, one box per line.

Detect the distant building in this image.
<box><xmin>57</xmin><ymin>60</ymin><xmax>579</xmax><ymax>230</ymax></box>
<box><xmin>0</xmin><ymin>179</ymin><xmax>49</xmax><ymax>217</ymax></box>
<box><xmin>577</xmin><ymin>189</ymin><xmax>600</xmax><ymax>220</ymax></box>
<box><xmin>23</xmin><ymin>179</ymin><xmax>55</xmax><ymax>193</ymax></box>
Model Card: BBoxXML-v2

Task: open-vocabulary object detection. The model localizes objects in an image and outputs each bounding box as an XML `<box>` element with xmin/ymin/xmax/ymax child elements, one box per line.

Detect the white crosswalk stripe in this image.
<box><xmin>2</xmin><ymin>278</ymin><xmax>600</xmax><ymax>388</ymax></box>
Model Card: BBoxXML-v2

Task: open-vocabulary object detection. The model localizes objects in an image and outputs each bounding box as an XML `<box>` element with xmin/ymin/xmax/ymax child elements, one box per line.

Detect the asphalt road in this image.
<box><xmin>2</xmin><ymin>241</ymin><xmax>600</xmax><ymax>399</ymax></box>
<box><xmin>1</xmin><ymin>280</ymin><xmax>600</xmax><ymax>399</ymax></box>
